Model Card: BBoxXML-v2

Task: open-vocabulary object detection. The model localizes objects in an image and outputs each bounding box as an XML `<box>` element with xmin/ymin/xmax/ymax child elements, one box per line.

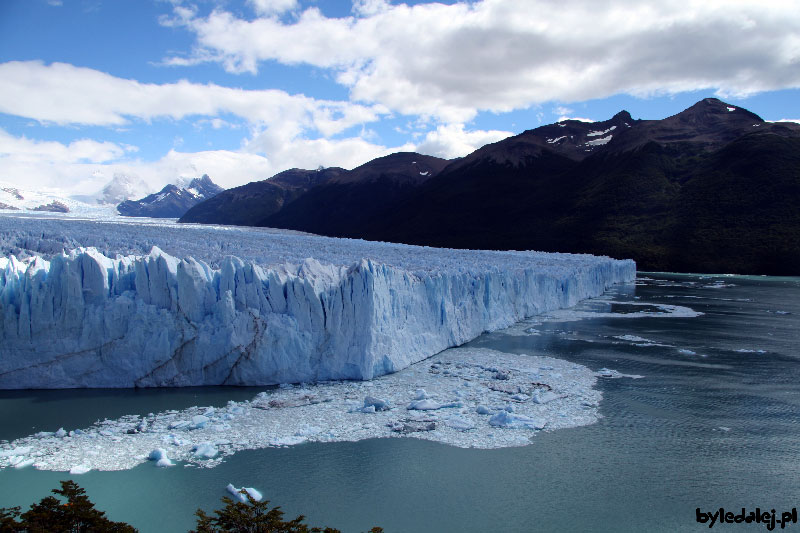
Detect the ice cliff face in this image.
<box><xmin>0</xmin><ymin>217</ymin><xmax>635</xmax><ymax>389</ymax></box>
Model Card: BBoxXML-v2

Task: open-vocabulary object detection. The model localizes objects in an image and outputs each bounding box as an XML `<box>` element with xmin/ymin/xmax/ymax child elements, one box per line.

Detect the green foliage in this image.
<box><xmin>192</xmin><ymin>491</ymin><xmax>383</xmax><ymax>533</ymax></box>
<box><xmin>1</xmin><ymin>483</ymin><xmax>384</xmax><ymax>533</ymax></box>
<box><xmin>0</xmin><ymin>480</ymin><xmax>137</xmax><ymax>533</ymax></box>
<box><xmin>0</xmin><ymin>506</ymin><xmax>23</xmax><ymax>532</ymax></box>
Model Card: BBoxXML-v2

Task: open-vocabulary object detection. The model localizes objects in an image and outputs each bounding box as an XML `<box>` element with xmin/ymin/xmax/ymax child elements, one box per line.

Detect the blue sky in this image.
<box><xmin>0</xmin><ymin>0</ymin><xmax>799</xmax><ymax>195</ymax></box>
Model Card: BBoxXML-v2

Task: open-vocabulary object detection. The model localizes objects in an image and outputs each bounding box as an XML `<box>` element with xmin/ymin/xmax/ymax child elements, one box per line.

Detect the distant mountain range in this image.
<box><xmin>118</xmin><ymin>175</ymin><xmax>223</xmax><ymax>218</ymax></box>
<box><xmin>179</xmin><ymin>99</ymin><xmax>800</xmax><ymax>275</ymax></box>
<box><xmin>0</xmin><ymin>184</ymin><xmax>104</xmax><ymax>215</ymax></box>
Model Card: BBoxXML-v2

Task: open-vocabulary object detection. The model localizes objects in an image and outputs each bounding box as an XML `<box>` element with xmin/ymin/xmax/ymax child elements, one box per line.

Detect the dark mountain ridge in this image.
<box><xmin>182</xmin><ymin>99</ymin><xmax>800</xmax><ymax>275</ymax></box>
<box><xmin>180</xmin><ymin>167</ymin><xmax>345</xmax><ymax>226</ymax></box>
<box><xmin>262</xmin><ymin>152</ymin><xmax>449</xmax><ymax>237</ymax></box>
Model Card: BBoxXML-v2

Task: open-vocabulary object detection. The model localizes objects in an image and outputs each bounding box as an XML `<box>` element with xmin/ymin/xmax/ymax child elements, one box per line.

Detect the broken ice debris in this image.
<box><xmin>407</xmin><ymin>399</ymin><xmax>442</xmax><ymax>411</ymax></box>
<box><xmin>363</xmin><ymin>396</ymin><xmax>391</xmax><ymax>412</ymax></box>
<box><xmin>488</xmin><ymin>411</ymin><xmax>546</xmax><ymax>430</ymax></box>
<box><xmin>192</xmin><ymin>443</ymin><xmax>218</xmax><ymax>458</ymax></box>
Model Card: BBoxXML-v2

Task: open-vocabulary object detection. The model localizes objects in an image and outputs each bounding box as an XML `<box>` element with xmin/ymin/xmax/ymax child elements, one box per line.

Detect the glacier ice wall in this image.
<box><xmin>0</xmin><ymin>216</ymin><xmax>635</xmax><ymax>388</ymax></box>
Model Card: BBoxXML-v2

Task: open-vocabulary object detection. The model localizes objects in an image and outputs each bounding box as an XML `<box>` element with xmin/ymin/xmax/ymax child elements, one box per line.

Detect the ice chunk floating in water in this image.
<box><xmin>0</xmin><ymin>217</ymin><xmax>634</xmax><ymax>388</ymax></box>
<box><xmin>0</xmin><ymin>348</ymin><xmax>610</xmax><ymax>471</ymax></box>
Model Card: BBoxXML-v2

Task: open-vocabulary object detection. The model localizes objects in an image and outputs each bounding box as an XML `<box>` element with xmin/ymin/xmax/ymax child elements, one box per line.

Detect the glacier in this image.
<box><xmin>0</xmin><ymin>215</ymin><xmax>635</xmax><ymax>389</ymax></box>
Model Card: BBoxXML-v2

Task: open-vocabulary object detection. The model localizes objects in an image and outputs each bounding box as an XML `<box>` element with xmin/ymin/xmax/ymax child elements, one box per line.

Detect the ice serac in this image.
<box><xmin>0</xmin><ymin>237</ymin><xmax>634</xmax><ymax>389</ymax></box>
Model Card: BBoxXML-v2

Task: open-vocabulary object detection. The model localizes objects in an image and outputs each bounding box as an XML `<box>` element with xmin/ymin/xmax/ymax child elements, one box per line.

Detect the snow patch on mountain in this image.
<box><xmin>587</xmin><ymin>126</ymin><xmax>617</xmax><ymax>137</ymax></box>
<box><xmin>586</xmin><ymin>135</ymin><xmax>613</xmax><ymax>146</ymax></box>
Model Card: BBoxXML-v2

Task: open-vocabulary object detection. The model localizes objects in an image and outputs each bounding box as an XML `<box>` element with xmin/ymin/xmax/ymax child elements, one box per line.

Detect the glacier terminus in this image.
<box><xmin>0</xmin><ymin>216</ymin><xmax>635</xmax><ymax>389</ymax></box>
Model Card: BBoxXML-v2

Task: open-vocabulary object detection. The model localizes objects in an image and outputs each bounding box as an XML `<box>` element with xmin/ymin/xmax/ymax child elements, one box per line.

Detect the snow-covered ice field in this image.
<box><xmin>0</xmin><ymin>215</ymin><xmax>635</xmax><ymax>389</ymax></box>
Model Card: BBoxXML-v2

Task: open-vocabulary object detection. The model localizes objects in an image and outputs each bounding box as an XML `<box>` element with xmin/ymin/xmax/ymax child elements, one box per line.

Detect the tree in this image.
<box><xmin>0</xmin><ymin>480</ymin><xmax>136</xmax><ymax>533</ymax></box>
<box><xmin>192</xmin><ymin>491</ymin><xmax>383</xmax><ymax>533</ymax></box>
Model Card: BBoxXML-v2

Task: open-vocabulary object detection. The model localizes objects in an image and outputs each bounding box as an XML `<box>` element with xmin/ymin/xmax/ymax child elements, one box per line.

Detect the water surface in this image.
<box><xmin>1</xmin><ymin>273</ymin><xmax>798</xmax><ymax>532</ymax></box>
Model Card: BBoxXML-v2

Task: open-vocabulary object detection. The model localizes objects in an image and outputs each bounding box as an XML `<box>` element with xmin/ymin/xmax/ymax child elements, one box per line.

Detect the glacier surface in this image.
<box><xmin>0</xmin><ymin>215</ymin><xmax>635</xmax><ymax>388</ymax></box>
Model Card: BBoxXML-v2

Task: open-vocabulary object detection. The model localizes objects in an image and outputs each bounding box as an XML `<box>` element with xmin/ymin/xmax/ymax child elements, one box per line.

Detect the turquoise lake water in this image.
<box><xmin>1</xmin><ymin>273</ymin><xmax>799</xmax><ymax>532</ymax></box>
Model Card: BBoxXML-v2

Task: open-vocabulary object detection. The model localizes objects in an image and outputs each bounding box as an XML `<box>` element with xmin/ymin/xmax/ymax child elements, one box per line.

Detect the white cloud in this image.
<box><xmin>0</xmin><ymin>129</ymin><xmax>125</xmax><ymax>165</ymax></box>
<box><xmin>165</xmin><ymin>0</ymin><xmax>800</xmax><ymax>121</ymax></box>
<box><xmin>352</xmin><ymin>0</ymin><xmax>391</xmax><ymax>17</ymax></box>
<box><xmin>248</xmin><ymin>0</ymin><xmax>298</xmax><ymax>16</ymax></box>
<box><xmin>0</xmin><ymin>118</ymin><xmax>511</xmax><ymax>196</ymax></box>
<box><xmin>557</xmin><ymin>116</ymin><xmax>594</xmax><ymax>123</ymax></box>
<box><xmin>0</xmin><ymin>128</ymin><xmax>129</xmax><ymax>192</ymax></box>
<box><xmin>0</xmin><ymin>126</ymin><xmax>407</xmax><ymax>195</ymax></box>
<box><xmin>0</xmin><ymin>61</ymin><xmax>382</xmax><ymax>137</ymax></box>
<box><xmin>246</xmin><ymin>129</ymin><xmax>402</xmax><ymax>173</ymax></box>
<box><xmin>414</xmin><ymin>123</ymin><xmax>513</xmax><ymax>159</ymax></box>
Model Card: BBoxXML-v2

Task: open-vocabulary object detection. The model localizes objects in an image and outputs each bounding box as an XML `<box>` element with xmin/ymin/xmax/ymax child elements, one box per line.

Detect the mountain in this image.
<box><xmin>0</xmin><ymin>182</ymin><xmax>119</xmax><ymax>217</ymax></box>
<box><xmin>30</xmin><ymin>200</ymin><xmax>69</xmax><ymax>213</ymax></box>
<box><xmin>261</xmin><ymin>153</ymin><xmax>449</xmax><ymax>237</ymax></box>
<box><xmin>182</xmin><ymin>99</ymin><xmax>800</xmax><ymax>275</ymax></box>
<box><xmin>179</xmin><ymin>153</ymin><xmax>449</xmax><ymax>229</ymax></box>
<box><xmin>179</xmin><ymin>167</ymin><xmax>345</xmax><ymax>226</ymax></box>
<box><xmin>118</xmin><ymin>175</ymin><xmax>224</xmax><ymax>218</ymax></box>
<box><xmin>361</xmin><ymin>99</ymin><xmax>800</xmax><ymax>274</ymax></box>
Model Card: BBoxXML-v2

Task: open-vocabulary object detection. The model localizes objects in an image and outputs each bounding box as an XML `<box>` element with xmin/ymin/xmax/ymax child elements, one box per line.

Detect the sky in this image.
<box><xmin>0</xmin><ymin>0</ymin><xmax>799</xmax><ymax>196</ymax></box>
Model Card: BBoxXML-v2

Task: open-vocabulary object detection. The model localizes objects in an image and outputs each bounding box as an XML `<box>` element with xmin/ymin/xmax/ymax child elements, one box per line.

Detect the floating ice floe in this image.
<box><xmin>0</xmin><ymin>348</ymin><xmax>605</xmax><ymax>472</ymax></box>
<box><xmin>612</xmin><ymin>334</ymin><xmax>674</xmax><ymax>348</ymax></box>
<box><xmin>595</xmin><ymin>368</ymin><xmax>644</xmax><ymax>379</ymax></box>
<box><xmin>148</xmin><ymin>448</ymin><xmax>174</xmax><ymax>467</ymax></box>
<box><xmin>502</xmin><ymin>300</ymin><xmax>702</xmax><ymax>336</ymax></box>
<box><xmin>227</xmin><ymin>484</ymin><xmax>263</xmax><ymax>502</ymax></box>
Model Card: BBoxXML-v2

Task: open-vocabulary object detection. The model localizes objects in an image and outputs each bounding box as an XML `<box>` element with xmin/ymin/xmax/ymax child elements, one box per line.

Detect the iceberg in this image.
<box><xmin>0</xmin><ymin>216</ymin><xmax>635</xmax><ymax>388</ymax></box>
<box><xmin>227</xmin><ymin>484</ymin><xmax>263</xmax><ymax>502</ymax></box>
<box><xmin>192</xmin><ymin>443</ymin><xmax>218</xmax><ymax>459</ymax></box>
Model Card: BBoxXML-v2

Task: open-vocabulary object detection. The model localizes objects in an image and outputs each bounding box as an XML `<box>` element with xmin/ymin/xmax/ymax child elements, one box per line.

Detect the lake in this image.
<box><xmin>1</xmin><ymin>273</ymin><xmax>799</xmax><ymax>532</ymax></box>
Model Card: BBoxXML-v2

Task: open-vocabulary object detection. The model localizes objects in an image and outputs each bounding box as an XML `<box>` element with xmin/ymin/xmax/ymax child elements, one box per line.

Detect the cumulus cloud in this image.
<box><xmin>0</xmin><ymin>125</ymin><xmax>408</xmax><ymax>194</ymax></box>
<box><xmin>0</xmin><ymin>128</ymin><xmax>130</xmax><ymax>192</ymax></box>
<box><xmin>164</xmin><ymin>0</ymin><xmax>800</xmax><ymax>121</ymax></box>
<box><xmin>0</xmin><ymin>117</ymin><xmax>512</xmax><ymax>195</ymax></box>
<box><xmin>0</xmin><ymin>129</ymin><xmax>126</xmax><ymax>165</ymax></box>
<box><xmin>247</xmin><ymin>131</ymin><xmax>402</xmax><ymax>172</ymax></box>
<box><xmin>557</xmin><ymin>116</ymin><xmax>595</xmax><ymax>123</ymax></box>
<box><xmin>415</xmin><ymin>123</ymin><xmax>513</xmax><ymax>159</ymax></box>
<box><xmin>248</xmin><ymin>0</ymin><xmax>298</xmax><ymax>16</ymax></box>
<box><xmin>0</xmin><ymin>61</ymin><xmax>382</xmax><ymax>136</ymax></box>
